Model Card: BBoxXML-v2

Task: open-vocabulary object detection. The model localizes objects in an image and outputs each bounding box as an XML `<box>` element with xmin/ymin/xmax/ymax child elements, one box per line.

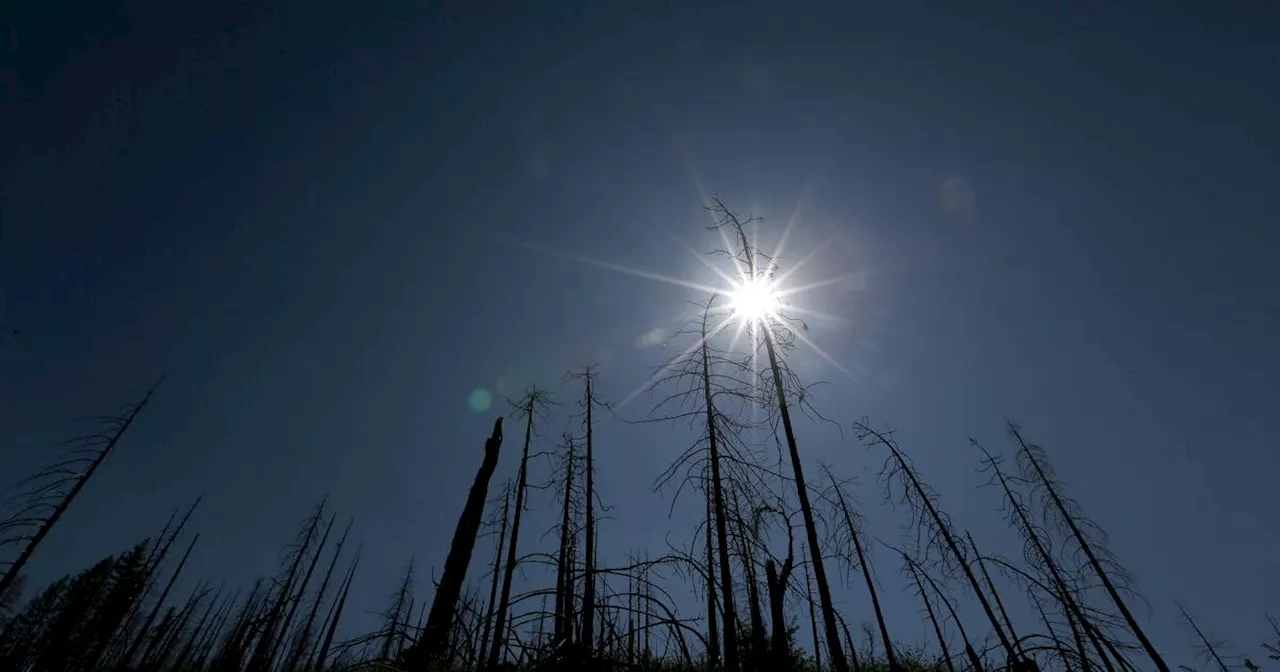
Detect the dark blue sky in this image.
<box><xmin>3</xmin><ymin>0</ymin><xmax>1278</xmax><ymax>663</ymax></box>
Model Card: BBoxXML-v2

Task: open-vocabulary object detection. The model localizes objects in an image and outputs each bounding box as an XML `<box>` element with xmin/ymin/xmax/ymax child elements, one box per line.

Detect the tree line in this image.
<box><xmin>2</xmin><ymin>201</ymin><xmax>1275</xmax><ymax>672</ymax></box>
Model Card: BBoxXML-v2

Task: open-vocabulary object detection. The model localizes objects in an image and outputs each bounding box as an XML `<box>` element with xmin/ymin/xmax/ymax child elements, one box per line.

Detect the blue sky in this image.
<box><xmin>3</xmin><ymin>0</ymin><xmax>1278</xmax><ymax>665</ymax></box>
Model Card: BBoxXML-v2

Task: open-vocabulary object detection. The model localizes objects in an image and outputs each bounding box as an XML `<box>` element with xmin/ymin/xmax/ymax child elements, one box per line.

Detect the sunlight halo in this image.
<box><xmin>727</xmin><ymin>275</ymin><xmax>779</xmax><ymax>322</ymax></box>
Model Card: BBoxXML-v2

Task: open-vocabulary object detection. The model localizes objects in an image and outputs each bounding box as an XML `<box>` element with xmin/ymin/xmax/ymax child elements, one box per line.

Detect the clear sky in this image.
<box><xmin>3</xmin><ymin>0</ymin><xmax>1278</xmax><ymax>665</ymax></box>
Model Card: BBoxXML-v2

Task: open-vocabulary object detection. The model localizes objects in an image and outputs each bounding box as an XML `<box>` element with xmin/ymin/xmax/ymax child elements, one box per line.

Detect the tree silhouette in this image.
<box><xmin>486</xmin><ymin>386</ymin><xmax>554</xmax><ymax>670</ymax></box>
<box><xmin>1010</xmin><ymin>424</ymin><xmax>1168</xmax><ymax>672</ymax></box>
<box><xmin>0</xmin><ymin>384</ymin><xmax>157</xmax><ymax>601</ymax></box>
<box><xmin>408</xmin><ymin>417</ymin><xmax>504</xmax><ymax>668</ymax></box>
<box><xmin>708</xmin><ymin>198</ymin><xmax>850</xmax><ymax>672</ymax></box>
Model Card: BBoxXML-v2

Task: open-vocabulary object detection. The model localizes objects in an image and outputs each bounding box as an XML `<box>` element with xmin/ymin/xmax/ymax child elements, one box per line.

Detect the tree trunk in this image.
<box><xmin>705</xmin><ymin>481</ymin><xmax>721</xmax><ymax>666</ymax></box>
<box><xmin>313</xmin><ymin>552</ymin><xmax>359</xmax><ymax>672</ymax></box>
<box><xmin>580</xmin><ymin>375</ymin><xmax>597</xmax><ymax>653</ymax></box>
<box><xmin>803</xmin><ymin>551</ymin><xmax>823</xmax><ymax>671</ymax></box>
<box><xmin>0</xmin><ymin>387</ymin><xmax>155</xmax><ymax>600</ymax></box>
<box><xmin>908</xmin><ymin>561</ymin><xmax>955</xmax><ymax>672</ymax></box>
<box><xmin>906</xmin><ymin>555</ymin><xmax>982</xmax><ymax>672</ymax></box>
<box><xmin>477</xmin><ymin>484</ymin><xmax>510</xmax><ymax>669</ymax></box>
<box><xmin>123</xmin><ymin>534</ymin><xmax>199</xmax><ymax>666</ymax></box>
<box><xmin>700</xmin><ymin>323</ymin><xmax>740</xmax><ymax>672</ymax></box>
<box><xmin>554</xmin><ymin>438</ymin><xmax>576</xmax><ymax>644</ymax></box>
<box><xmin>271</xmin><ymin>510</ymin><xmax>334</xmax><ymax>666</ymax></box>
<box><xmin>764</xmin><ymin>544</ymin><xmax>793</xmax><ymax>667</ymax></box>
<box><xmin>858</xmin><ymin>423</ymin><xmax>1015</xmax><ymax>661</ymax></box>
<box><xmin>410</xmin><ymin>418</ymin><xmax>504</xmax><ymax>668</ymax></box>
<box><xmin>764</xmin><ymin>331</ymin><xmax>848</xmax><ymax>672</ymax></box>
<box><xmin>828</xmin><ymin>474</ymin><xmax>900</xmax><ymax>671</ymax></box>
<box><xmin>1011</xmin><ymin>426</ymin><xmax>1169</xmax><ymax>672</ymax></box>
<box><xmin>968</xmin><ymin>531</ymin><xmax>1023</xmax><ymax>664</ymax></box>
<box><xmin>284</xmin><ymin>519</ymin><xmax>352</xmax><ymax>672</ymax></box>
<box><xmin>487</xmin><ymin>394</ymin><xmax>541</xmax><ymax>669</ymax></box>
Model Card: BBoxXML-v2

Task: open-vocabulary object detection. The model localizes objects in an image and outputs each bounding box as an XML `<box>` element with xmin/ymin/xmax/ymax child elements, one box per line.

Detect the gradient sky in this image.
<box><xmin>3</xmin><ymin>1</ymin><xmax>1278</xmax><ymax>665</ymax></box>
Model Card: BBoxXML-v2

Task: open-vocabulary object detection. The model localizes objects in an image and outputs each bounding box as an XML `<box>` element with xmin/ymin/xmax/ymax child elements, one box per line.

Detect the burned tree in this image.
<box><xmin>974</xmin><ymin>438</ymin><xmax>1118</xmax><ymax>671</ymax></box>
<box><xmin>1010</xmin><ymin>424</ymin><xmax>1168</xmax><ymax>672</ymax></box>
<box><xmin>486</xmin><ymin>385</ymin><xmax>553</xmax><ymax>669</ymax></box>
<box><xmin>122</xmin><ymin>532</ymin><xmax>201</xmax><ymax>668</ymax></box>
<box><xmin>282</xmin><ymin>517</ymin><xmax>353</xmax><ymax>672</ymax></box>
<box><xmin>708</xmin><ymin>198</ymin><xmax>850</xmax><ymax>672</ymax></box>
<box><xmin>902</xmin><ymin>551</ymin><xmax>984</xmax><ymax>672</ymax></box>
<box><xmin>906</xmin><ymin>554</ymin><xmax>956</xmax><ymax>672</ymax></box>
<box><xmin>477</xmin><ymin>481</ymin><xmax>512</xmax><ymax>668</ymax></box>
<box><xmin>0</xmin><ymin>384</ymin><xmax>157</xmax><ymax>600</ymax></box>
<box><xmin>568</xmin><ymin>367</ymin><xmax>608</xmax><ymax>656</ymax></box>
<box><xmin>1178</xmin><ymin>603</ymin><xmax>1231</xmax><ymax>672</ymax></box>
<box><xmin>313</xmin><ymin>549</ymin><xmax>360</xmax><ymax>672</ymax></box>
<box><xmin>854</xmin><ymin>420</ymin><xmax>1018</xmax><ymax>663</ymax></box>
<box><xmin>640</xmin><ymin>295</ymin><xmax>779</xmax><ymax>672</ymax></box>
<box><xmin>552</xmin><ymin>433</ymin><xmax>580</xmax><ymax>646</ymax></box>
<box><xmin>408</xmin><ymin>417</ymin><xmax>505</xmax><ymax>668</ymax></box>
<box><xmin>821</xmin><ymin>466</ymin><xmax>901</xmax><ymax>671</ymax></box>
<box><xmin>764</xmin><ymin>522</ymin><xmax>796</xmax><ymax>666</ymax></box>
<box><xmin>244</xmin><ymin>499</ymin><xmax>328</xmax><ymax>672</ymax></box>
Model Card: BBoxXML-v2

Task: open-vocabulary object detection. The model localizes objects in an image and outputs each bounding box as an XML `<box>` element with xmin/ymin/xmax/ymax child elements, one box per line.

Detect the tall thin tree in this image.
<box><xmin>409</xmin><ymin>417</ymin><xmax>504</xmax><ymax>668</ymax></box>
<box><xmin>1010</xmin><ymin>424</ymin><xmax>1169</xmax><ymax>672</ymax></box>
<box><xmin>553</xmin><ymin>433</ymin><xmax>577</xmax><ymax>645</ymax></box>
<box><xmin>477</xmin><ymin>482</ymin><xmax>511</xmax><ymax>669</ymax></box>
<box><xmin>709</xmin><ymin>199</ymin><xmax>849</xmax><ymax>672</ymax></box>
<box><xmin>487</xmin><ymin>386</ymin><xmax>552</xmax><ymax>669</ymax></box>
<box><xmin>822</xmin><ymin>466</ymin><xmax>900</xmax><ymax>671</ymax></box>
<box><xmin>570</xmin><ymin>367</ymin><xmax>606</xmax><ymax>655</ymax></box>
<box><xmin>854</xmin><ymin>420</ymin><xmax>1016</xmax><ymax>662</ymax></box>
<box><xmin>122</xmin><ymin>533</ymin><xmax>200</xmax><ymax>667</ymax></box>
<box><xmin>0</xmin><ymin>385</ymin><xmax>157</xmax><ymax>600</ymax></box>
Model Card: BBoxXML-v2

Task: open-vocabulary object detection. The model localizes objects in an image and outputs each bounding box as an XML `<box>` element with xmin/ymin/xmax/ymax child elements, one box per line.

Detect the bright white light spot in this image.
<box><xmin>728</xmin><ymin>276</ymin><xmax>779</xmax><ymax>322</ymax></box>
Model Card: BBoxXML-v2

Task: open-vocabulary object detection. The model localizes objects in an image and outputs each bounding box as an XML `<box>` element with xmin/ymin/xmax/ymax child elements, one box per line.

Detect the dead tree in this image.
<box><xmin>1029</xmin><ymin>585</ymin><xmax>1076</xmax><ymax>672</ymax></box>
<box><xmin>283</xmin><ymin>518</ymin><xmax>353</xmax><ymax>672</ymax></box>
<box><xmin>708</xmin><ymin>198</ymin><xmax>849</xmax><ymax>672</ymax></box>
<box><xmin>106</xmin><ymin>496</ymin><xmax>201</xmax><ymax>664</ymax></box>
<box><xmin>802</xmin><ymin>549</ymin><xmax>823</xmax><ymax>671</ymax></box>
<box><xmin>640</xmin><ymin>295</ymin><xmax>781</xmax><ymax>672</ymax></box>
<box><xmin>172</xmin><ymin>583</ymin><xmax>227</xmax><ymax>670</ymax></box>
<box><xmin>569</xmin><ymin>367</ymin><xmax>607</xmax><ymax>656</ymax></box>
<box><xmin>553</xmin><ymin>433</ymin><xmax>578</xmax><ymax>645</ymax></box>
<box><xmin>313</xmin><ymin>549</ymin><xmax>360</xmax><ymax>672</ymax></box>
<box><xmin>1178</xmin><ymin>602</ymin><xmax>1230</xmax><ymax>672</ymax></box>
<box><xmin>246</xmin><ymin>499</ymin><xmax>328</xmax><ymax>672</ymax></box>
<box><xmin>383</xmin><ymin>561</ymin><xmax>417</xmax><ymax>661</ymax></box>
<box><xmin>408</xmin><ymin>417</ymin><xmax>504</xmax><ymax>669</ymax></box>
<box><xmin>1263</xmin><ymin>614</ymin><xmax>1280</xmax><ymax>662</ymax></box>
<box><xmin>1010</xmin><ymin>424</ymin><xmax>1168</xmax><ymax>672</ymax></box>
<box><xmin>854</xmin><ymin>420</ymin><xmax>1017</xmax><ymax>663</ymax></box>
<box><xmin>704</xmin><ymin>476</ymin><xmax>721</xmax><ymax>666</ymax></box>
<box><xmin>732</xmin><ymin>484</ymin><xmax>770</xmax><ymax>663</ymax></box>
<box><xmin>902</xmin><ymin>552</ymin><xmax>983</xmax><ymax>672</ymax></box>
<box><xmin>123</xmin><ymin>533</ymin><xmax>200</xmax><ymax>667</ymax></box>
<box><xmin>906</xmin><ymin>557</ymin><xmax>955</xmax><ymax>672</ymax></box>
<box><xmin>764</xmin><ymin>526</ymin><xmax>795</xmax><ymax>666</ymax></box>
<box><xmin>477</xmin><ymin>482</ymin><xmax>512</xmax><ymax>668</ymax></box>
<box><xmin>975</xmin><ymin>438</ymin><xmax>1113</xmax><ymax>671</ymax></box>
<box><xmin>967</xmin><ymin>531</ymin><xmax>1024</xmax><ymax>662</ymax></box>
<box><xmin>0</xmin><ymin>384</ymin><xmax>157</xmax><ymax>599</ymax></box>
<box><xmin>271</xmin><ymin>508</ymin><xmax>336</xmax><ymax>666</ymax></box>
<box><xmin>821</xmin><ymin>466</ymin><xmax>901</xmax><ymax>671</ymax></box>
<box><xmin>486</xmin><ymin>386</ymin><xmax>553</xmax><ymax>669</ymax></box>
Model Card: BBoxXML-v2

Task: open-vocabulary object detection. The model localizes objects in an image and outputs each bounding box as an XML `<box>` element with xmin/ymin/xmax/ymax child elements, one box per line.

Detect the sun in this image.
<box><xmin>727</xmin><ymin>275</ymin><xmax>779</xmax><ymax>322</ymax></box>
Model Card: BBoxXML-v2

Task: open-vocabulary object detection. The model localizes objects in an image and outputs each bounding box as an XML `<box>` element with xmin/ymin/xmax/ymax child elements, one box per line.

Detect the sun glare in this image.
<box><xmin>728</xmin><ymin>276</ymin><xmax>779</xmax><ymax>322</ymax></box>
